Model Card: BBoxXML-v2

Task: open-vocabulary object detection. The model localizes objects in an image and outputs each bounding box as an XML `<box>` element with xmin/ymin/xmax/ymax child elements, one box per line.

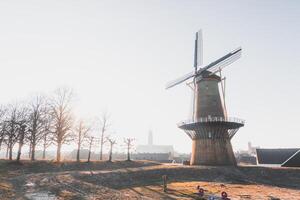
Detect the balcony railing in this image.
<box><xmin>178</xmin><ymin>116</ymin><xmax>245</xmax><ymax>126</ymax></box>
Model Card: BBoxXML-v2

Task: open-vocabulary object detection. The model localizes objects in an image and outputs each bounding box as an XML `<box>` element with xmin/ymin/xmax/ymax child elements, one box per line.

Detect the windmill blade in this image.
<box><xmin>208</xmin><ymin>49</ymin><xmax>241</xmax><ymax>75</ymax></box>
<box><xmin>196</xmin><ymin>30</ymin><xmax>203</xmax><ymax>67</ymax></box>
<box><xmin>166</xmin><ymin>30</ymin><xmax>203</xmax><ymax>90</ymax></box>
<box><xmin>194</xmin><ymin>30</ymin><xmax>203</xmax><ymax>71</ymax></box>
<box><xmin>197</xmin><ymin>47</ymin><xmax>242</xmax><ymax>75</ymax></box>
<box><xmin>165</xmin><ymin>71</ymin><xmax>195</xmax><ymax>89</ymax></box>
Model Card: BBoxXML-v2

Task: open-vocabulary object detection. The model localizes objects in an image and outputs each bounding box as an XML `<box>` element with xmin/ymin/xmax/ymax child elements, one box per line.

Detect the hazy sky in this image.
<box><xmin>0</xmin><ymin>1</ymin><xmax>299</xmax><ymax>153</ymax></box>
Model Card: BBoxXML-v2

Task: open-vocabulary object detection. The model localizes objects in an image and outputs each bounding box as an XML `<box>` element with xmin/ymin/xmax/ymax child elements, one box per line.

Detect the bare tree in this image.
<box><xmin>27</xmin><ymin>95</ymin><xmax>50</xmax><ymax>160</ymax></box>
<box><xmin>124</xmin><ymin>138</ymin><xmax>135</xmax><ymax>161</ymax></box>
<box><xmin>107</xmin><ymin>136</ymin><xmax>116</xmax><ymax>162</ymax></box>
<box><xmin>74</xmin><ymin>119</ymin><xmax>91</xmax><ymax>162</ymax></box>
<box><xmin>4</xmin><ymin>104</ymin><xmax>27</xmax><ymax>160</ymax></box>
<box><xmin>0</xmin><ymin>106</ymin><xmax>7</xmax><ymax>152</ymax></box>
<box><xmin>87</xmin><ymin>136</ymin><xmax>94</xmax><ymax>162</ymax></box>
<box><xmin>15</xmin><ymin>105</ymin><xmax>29</xmax><ymax>162</ymax></box>
<box><xmin>41</xmin><ymin>112</ymin><xmax>54</xmax><ymax>159</ymax></box>
<box><xmin>4</xmin><ymin>106</ymin><xmax>18</xmax><ymax>160</ymax></box>
<box><xmin>50</xmin><ymin>88</ymin><xmax>74</xmax><ymax>162</ymax></box>
<box><xmin>99</xmin><ymin>113</ymin><xmax>110</xmax><ymax>160</ymax></box>
<box><xmin>0</xmin><ymin>123</ymin><xmax>7</xmax><ymax>154</ymax></box>
<box><xmin>16</xmin><ymin>123</ymin><xmax>27</xmax><ymax>161</ymax></box>
<box><xmin>42</xmin><ymin>131</ymin><xmax>52</xmax><ymax>159</ymax></box>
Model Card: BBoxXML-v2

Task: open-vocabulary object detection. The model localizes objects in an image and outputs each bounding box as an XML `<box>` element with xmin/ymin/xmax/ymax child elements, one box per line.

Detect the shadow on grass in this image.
<box><xmin>74</xmin><ymin>165</ymin><xmax>300</xmax><ymax>191</ymax></box>
<box><xmin>0</xmin><ymin>159</ymin><xmax>161</xmax><ymax>175</ymax></box>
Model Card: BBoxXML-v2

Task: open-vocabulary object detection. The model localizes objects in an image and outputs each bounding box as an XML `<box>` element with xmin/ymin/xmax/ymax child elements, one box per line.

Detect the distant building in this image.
<box><xmin>235</xmin><ymin>142</ymin><xmax>258</xmax><ymax>165</ymax></box>
<box><xmin>248</xmin><ymin>142</ymin><xmax>259</xmax><ymax>155</ymax></box>
<box><xmin>236</xmin><ymin>153</ymin><xmax>256</xmax><ymax>165</ymax></box>
<box><xmin>131</xmin><ymin>153</ymin><xmax>171</xmax><ymax>162</ymax></box>
<box><xmin>136</xmin><ymin>131</ymin><xmax>174</xmax><ymax>155</ymax></box>
<box><xmin>134</xmin><ymin>131</ymin><xmax>174</xmax><ymax>162</ymax></box>
<box><xmin>172</xmin><ymin>153</ymin><xmax>191</xmax><ymax>163</ymax></box>
<box><xmin>256</xmin><ymin>148</ymin><xmax>300</xmax><ymax>167</ymax></box>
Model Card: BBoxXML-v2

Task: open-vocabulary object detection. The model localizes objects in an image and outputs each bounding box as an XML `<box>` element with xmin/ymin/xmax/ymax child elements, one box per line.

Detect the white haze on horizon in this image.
<box><xmin>0</xmin><ymin>0</ymin><xmax>299</xmax><ymax>154</ymax></box>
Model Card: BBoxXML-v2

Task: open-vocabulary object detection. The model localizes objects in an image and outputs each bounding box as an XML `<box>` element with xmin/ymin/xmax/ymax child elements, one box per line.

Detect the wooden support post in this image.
<box><xmin>162</xmin><ymin>175</ymin><xmax>168</xmax><ymax>192</ymax></box>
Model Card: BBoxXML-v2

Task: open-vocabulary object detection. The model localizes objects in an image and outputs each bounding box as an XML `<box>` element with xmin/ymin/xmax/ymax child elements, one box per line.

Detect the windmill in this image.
<box><xmin>166</xmin><ymin>30</ymin><xmax>244</xmax><ymax>165</ymax></box>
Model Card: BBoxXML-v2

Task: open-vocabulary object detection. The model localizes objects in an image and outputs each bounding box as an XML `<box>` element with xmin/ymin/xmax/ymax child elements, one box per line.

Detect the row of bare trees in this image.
<box><xmin>0</xmin><ymin>88</ymin><xmax>73</xmax><ymax>162</ymax></box>
<box><xmin>0</xmin><ymin>88</ymin><xmax>135</xmax><ymax>162</ymax></box>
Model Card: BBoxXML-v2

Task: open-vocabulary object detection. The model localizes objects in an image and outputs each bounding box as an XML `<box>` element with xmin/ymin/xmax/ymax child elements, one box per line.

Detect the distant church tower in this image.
<box><xmin>148</xmin><ymin>130</ymin><xmax>153</xmax><ymax>145</ymax></box>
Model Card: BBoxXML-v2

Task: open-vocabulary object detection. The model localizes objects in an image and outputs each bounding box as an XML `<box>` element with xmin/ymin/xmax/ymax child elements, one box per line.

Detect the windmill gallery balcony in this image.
<box><xmin>178</xmin><ymin>116</ymin><xmax>245</xmax><ymax>126</ymax></box>
<box><xmin>178</xmin><ymin>116</ymin><xmax>245</xmax><ymax>140</ymax></box>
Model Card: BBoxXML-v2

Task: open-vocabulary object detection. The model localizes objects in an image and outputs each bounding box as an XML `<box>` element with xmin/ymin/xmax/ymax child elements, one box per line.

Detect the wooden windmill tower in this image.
<box><xmin>166</xmin><ymin>30</ymin><xmax>244</xmax><ymax>165</ymax></box>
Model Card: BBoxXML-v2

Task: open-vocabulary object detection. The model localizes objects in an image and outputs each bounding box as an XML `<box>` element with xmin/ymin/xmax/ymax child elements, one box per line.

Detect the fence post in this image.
<box><xmin>162</xmin><ymin>175</ymin><xmax>168</xmax><ymax>192</ymax></box>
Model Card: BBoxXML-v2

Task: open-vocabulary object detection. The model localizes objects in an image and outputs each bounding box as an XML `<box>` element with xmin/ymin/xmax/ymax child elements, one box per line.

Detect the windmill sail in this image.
<box><xmin>166</xmin><ymin>31</ymin><xmax>203</xmax><ymax>90</ymax></box>
<box><xmin>166</xmin><ymin>33</ymin><xmax>241</xmax><ymax>90</ymax></box>
<box><xmin>196</xmin><ymin>30</ymin><xmax>203</xmax><ymax>67</ymax></box>
<box><xmin>165</xmin><ymin>71</ymin><xmax>195</xmax><ymax>89</ymax></box>
<box><xmin>208</xmin><ymin>48</ymin><xmax>242</xmax><ymax>75</ymax></box>
<box><xmin>192</xmin><ymin>30</ymin><xmax>203</xmax><ymax>119</ymax></box>
<box><xmin>197</xmin><ymin>47</ymin><xmax>241</xmax><ymax>75</ymax></box>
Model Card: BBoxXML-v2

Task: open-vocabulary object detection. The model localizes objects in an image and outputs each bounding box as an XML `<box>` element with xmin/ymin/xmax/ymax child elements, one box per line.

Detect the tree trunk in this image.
<box><xmin>109</xmin><ymin>151</ymin><xmax>112</xmax><ymax>161</ymax></box>
<box><xmin>109</xmin><ymin>144</ymin><xmax>112</xmax><ymax>162</ymax></box>
<box><xmin>29</xmin><ymin>142</ymin><xmax>32</xmax><ymax>159</ymax></box>
<box><xmin>42</xmin><ymin>146</ymin><xmax>46</xmax><ymax>159</ymax></box>
<box><xmin>87</xmin><ymin>137</ymin><xmax>93</xmax><ymax>163</ymax></box>
<box><xmin>76</xmin><ymin>142</ymin><xmax>81</xmax><ymax>162</ymax></box>
<box><xmin>127</xmin><ymin>146</ymin><xmax>130</xmax><ymax>161</ymax></box>
<box><xmin>16</xmin><ymin>134</ymin><xmax>25</xmax><ymax>161</ymax></box>
<box><xmin>56</xmin><ymin>142</ymin><xmax>62</xmax><ymax>162</ymax></box>
<box><xmin>9</xmin><ymin>145</ymin><xmax>13</xmax><ymax>160</ymax></box>
<box><xmin>31</xmin><ymin>143</ymin><xmax>36</xmax><ymax>161</ymax></box>
<box><xmin>16</xmin><ymin>125</ymin><xmax>26</xmax><ymax>162</ymax></box>
<box><xmin>0</xmin><ymin>139</ymin><xmax>2</xmax><ymax>151</ymax></box>
<box><xmin>100</xmin><ymin>132</ymin><xmax>104</xmax><ymax>160</ymax></box>
<box><xmin>87</xmin><ymin>150</ymin><xmax>91</xmax><ymax>162</ymax></box>
<box><xmin>31</xmin><ymin>124</ymin><xmax>37</xmax><ymax>160</ymax></box>
<box><xmin>6</xmin><ymin>145</ymin><xmax>9</xmax><ymax>158</ymax></box>
<box><xmin>16</xmin><ymin>143</ymin><xmax>23</xmax><ymax>161</ymax></box>
<box><xmin>42</xmin><ymin>135</ymin><xmax>47</xmax><ymax>159</ymax></box>
<box><xmin>76</xmin><ymin>130</ymin><xmax>81</xmax><ymax>162</ymax></box>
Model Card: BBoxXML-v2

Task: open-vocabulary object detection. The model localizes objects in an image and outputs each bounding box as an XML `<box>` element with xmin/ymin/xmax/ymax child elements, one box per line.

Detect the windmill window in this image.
<box><xmin>208</xmin><ymin>132</ymin><xmax>212</xmax><ymax>138</ymax></box>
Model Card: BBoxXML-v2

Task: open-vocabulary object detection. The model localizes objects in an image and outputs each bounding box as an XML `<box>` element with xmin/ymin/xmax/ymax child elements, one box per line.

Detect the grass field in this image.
<box><xmin>0</xmin><ymin>159</ymin><xmax>300</xmax><ymax>199</ymax></box>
